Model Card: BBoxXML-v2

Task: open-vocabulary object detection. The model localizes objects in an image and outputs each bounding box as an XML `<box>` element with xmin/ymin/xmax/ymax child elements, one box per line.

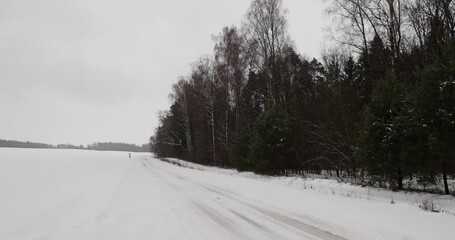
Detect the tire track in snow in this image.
<box><xmin>191</xmin><ymin>201</ymin><xmax>252</xmax><ymax>240</ymax></box>
<box><xmin>140</xmin><ymin>158</ymin><xmax>193</xmax><ymax>239</ymax></box>
<box><xmin>142</xmin><ymin>157</ymin><xmax>242</xmax><ymax>240</ymax></box>
<box><xmin>143</xmin><ymin>157</ymin><xmax>346</xmax><ymax>240</ymax></box>
<box><xmin>95</xmin><ymin>159</ymin><xmax>135</xmax><ymax>225</ymax></box>
<box><xmin>228</xmin><ymin>209</ymin><xmax>288</xmax><ymax>240</ymax></box>
<box><xmin>155</xmin><ymin>157</ymin><xmax>345</xmax><ymax>240</ymax></box>
<box><xmin>195</xmin><ymin>183</ymin><xmax>346</xmax><ymax>240</ymax></box>
<box><xmin>142</xmin><ymin>158</ymin><xmax>256</xmax><ymax>239</ymax></box>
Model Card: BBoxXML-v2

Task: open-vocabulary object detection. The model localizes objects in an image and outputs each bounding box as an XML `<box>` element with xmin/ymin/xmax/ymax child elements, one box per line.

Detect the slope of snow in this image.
<box><xmin>0</xmin><ymin>148</ymin><xmax>454</xmax><ymax>240</ymax></box>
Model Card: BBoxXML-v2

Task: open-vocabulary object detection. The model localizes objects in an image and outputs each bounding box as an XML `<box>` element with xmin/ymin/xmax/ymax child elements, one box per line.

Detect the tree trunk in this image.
<box><xmin>225</xmin><ymin>91</ymin><xmax>229</xmax><ymax>166</ymax></box>
<box><xmin>211</xmin><ymin>109</ymin><xmax>216</xmax><ymax>166</ymax></box>
<box><xmin>351</xmin><ymin>159</ymin><xmax>357</xmax><ymax>178</ymax></box>
<box><xmin>397</xmin><ymin>166</ymin><xmax>403</xmax><ymax>190</ymax></box>
<box><xmin>443</xmin><ymin>160</ymin><xmax>450</xmax><ymax>195</ymax></box>
<box><xmin>182</xmin><ymin>90</ymin><xmax>192</xmax><ymax>157</ymax></box>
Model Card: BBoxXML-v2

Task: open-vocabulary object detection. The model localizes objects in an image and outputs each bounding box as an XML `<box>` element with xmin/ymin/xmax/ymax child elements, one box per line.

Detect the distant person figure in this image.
<box><xmin>129</xmin><ymin>153</ymin><xmax>131</xmax><ymax>158</ymax></box>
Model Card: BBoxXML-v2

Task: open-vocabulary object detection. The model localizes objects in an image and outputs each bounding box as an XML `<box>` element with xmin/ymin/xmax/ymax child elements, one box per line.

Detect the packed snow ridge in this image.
<box><xmin>1</xmin><ymin>148</ymin><xmax>454</xmax><ymax>240</ymax></box>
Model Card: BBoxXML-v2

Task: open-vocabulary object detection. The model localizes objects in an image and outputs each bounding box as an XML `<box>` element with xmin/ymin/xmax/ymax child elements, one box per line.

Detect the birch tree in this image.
<box><xmin>170</xmin><ymin>78</ymin><xmax>193</xmax><ymax>155</ymax></box>
<box><xmin>191</xmin><ymin>57</ymin><xmax>218</xmax><ymax>165</ymax></box>
<box><xmin>214</xmin><ymin>26</ymin><xmax>248</xmax><ymax>164</ymax></box>
<box><xmin>244</xmin><ymin>0</ymin><xmax>289</xmax><ymax>102</ymax></box>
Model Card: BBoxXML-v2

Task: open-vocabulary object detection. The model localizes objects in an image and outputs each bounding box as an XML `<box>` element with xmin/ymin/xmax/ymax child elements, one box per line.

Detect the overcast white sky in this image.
<box><xmin>0</xmin><ymin>0</ymin><xmax>330</xmax><ymax>146</ymax></box>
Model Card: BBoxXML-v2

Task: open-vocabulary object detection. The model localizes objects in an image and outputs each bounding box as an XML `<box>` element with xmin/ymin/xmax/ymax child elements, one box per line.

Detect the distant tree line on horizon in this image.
<box><xmin>0</xmin><ymin>139</ymin><xmax>55</xmax><ymax>149</ymax></box>
<box><xmin>86</xmin><ymin>142</ymin><xmax>151</xmax><ymax>152</ymax></box>
<box><xmin>0</xmin><ymin>139</ymin><xmax>152</xmax><ymax>152</ymax></box>
<box><xmin>153</xmin><ymin>0</ymin><xmax>455</xmax><ymax>194</ymax></box>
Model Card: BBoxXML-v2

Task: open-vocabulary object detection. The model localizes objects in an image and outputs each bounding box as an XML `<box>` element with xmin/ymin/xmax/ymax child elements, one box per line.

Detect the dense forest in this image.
<box><xmin>153</xmin><ymin>0</ymin><xmax>455</xmax><ymax>194</ymax></box>
<box><xmin>0</xmin><ymin>139</ymin><xmax>151</xmax><ymax>152</ymax></box>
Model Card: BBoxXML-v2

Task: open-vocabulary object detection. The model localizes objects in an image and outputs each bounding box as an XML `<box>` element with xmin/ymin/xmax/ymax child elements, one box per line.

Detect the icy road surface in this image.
<box><xmin>1</xmin><ymin>148</ymin><xmax>454</xmax><ymax>240</ymax></box>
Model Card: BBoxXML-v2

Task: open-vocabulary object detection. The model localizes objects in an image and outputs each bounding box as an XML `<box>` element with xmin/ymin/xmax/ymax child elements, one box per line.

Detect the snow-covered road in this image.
<box><xmin>137</xmin><ymin>157</ymin><xmax>343</xmax><ymax>240</ymax></box>
<box><xmin>1</xmin><ymin>148</ymin><xmax>454</xmax><ymax>240</ymax></box>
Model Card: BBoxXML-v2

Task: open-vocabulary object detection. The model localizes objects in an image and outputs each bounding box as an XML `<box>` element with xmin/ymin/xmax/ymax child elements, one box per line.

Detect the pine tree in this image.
<box><xmin>248</xmin><ymin>104</ymin><xmax>298</xmax><ymax>175</ymax></box>
<box><xmin>411</xmin><ymin>41</ymin><xmax>455</xmax><ymax>194</ymax></box>
<box><xmin>358</xmin><ymin>71</ymin><xmax>410</xmax><ymax>189</ymax></box>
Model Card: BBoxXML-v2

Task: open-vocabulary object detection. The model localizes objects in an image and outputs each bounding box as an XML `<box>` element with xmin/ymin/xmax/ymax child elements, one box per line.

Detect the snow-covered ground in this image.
<box><xmin>164</xmin><ymin>158</ymin><xmax>455</xmax><ymax>215</ymax></box>
<box><xmin>1</xmin><ymin>148</ymin><xmax>454</xmax><ymax>240</ymax></box>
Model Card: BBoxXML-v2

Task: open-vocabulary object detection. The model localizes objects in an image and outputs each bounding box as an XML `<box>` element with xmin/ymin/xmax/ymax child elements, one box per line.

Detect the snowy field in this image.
<box><xmin>0</xmin><ymin>148</ymin><xmax>454</xmax><ymax>240</ymax></box>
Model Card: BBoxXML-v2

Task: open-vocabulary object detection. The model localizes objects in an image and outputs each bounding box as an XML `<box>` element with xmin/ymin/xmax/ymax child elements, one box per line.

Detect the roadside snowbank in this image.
<box><xmin>163</xmin><ymin>157</ymin><xmax>455</xmax><ymax>215</ymax></box>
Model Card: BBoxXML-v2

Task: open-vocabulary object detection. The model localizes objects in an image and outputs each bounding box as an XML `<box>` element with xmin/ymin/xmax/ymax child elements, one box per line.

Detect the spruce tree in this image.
<box><xmin>248</xmin><ymin>104</ymin><xmax>298</xmax><ymax>175</ymax></box>
<box><xmin>412</xmin><ymin>42</ymin><xmax>455</xmax><ymax>194</ymax></box>
<box><xmin>358</xmin><ymin>71</ymin><xmax>409</xmax><ymax>189</ymax></box>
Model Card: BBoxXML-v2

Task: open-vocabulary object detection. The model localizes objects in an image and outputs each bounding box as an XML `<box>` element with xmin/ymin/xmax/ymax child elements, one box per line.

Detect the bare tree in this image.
<box><xmin>369</xmin><ymin>0</ymin><xmax>405</xmax><ymax>66</ymax></box>
<box><xmin>191</xmin><ymin>57</ymin><xmax>218</xmax><ymax>165</ymax></box>
<box><xmin>170</xmin><ymin>78</ymin><xmax>192</xmax><ymax>154</ymax></box>
<box><xmin>243</xmin><ymin>0</ymin><xmax>289</xmax><ymax>102</ymax></box>
<box><xmin>328</xmin><ymin>0</ymin><xmax>408</xmax><ymax>68</ymax></box>
<box><xmin>214</xmin><ymin>26</ymin><xmax>248</xmax><ymax>164</ymax></box>
<box><xmin>406</xmin><ymin>0</ymin><xmax>455</xmax><ymax>50</ymax></box>
<box><xmin>405</xmin><ymin>0</ymin><xmax>429</xmax><ymax>48</ymax></box>
<box><xmin>328</xmin><ymin>0</ymin><xmax>380</xmax><ymax>53</ymax></box>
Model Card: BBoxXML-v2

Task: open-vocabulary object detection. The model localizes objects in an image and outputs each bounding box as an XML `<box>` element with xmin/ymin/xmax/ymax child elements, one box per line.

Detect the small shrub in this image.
<box><xmin>419</xmin><ymin>198</ymin><xmax>440</xmax><ymax>212</ymax></box>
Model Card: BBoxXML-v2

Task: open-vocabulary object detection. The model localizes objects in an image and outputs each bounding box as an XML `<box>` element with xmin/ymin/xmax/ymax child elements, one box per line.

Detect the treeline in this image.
<box><xmin>56</xmin><ymin>144</ymin><xmax>85</xmax><ymax>149</ymax></box>
<box><xmin>87</xmin><ymin>142</ymin><xmax>151</xmax><ymax>152</ymax></box>
<box><xmin>0</xmin><ymin>139</ymin><xmax>54</xmax><ymax>149</ymax></box>
<box><xmin>153</xmin><ymin>0</ymin><xmax>455</xmax><ymax>194</ymax></box>
<box><xmin>0</xmin><ymin>139</ymin><xmax>151</xmax><ymax>152</ymax></box>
